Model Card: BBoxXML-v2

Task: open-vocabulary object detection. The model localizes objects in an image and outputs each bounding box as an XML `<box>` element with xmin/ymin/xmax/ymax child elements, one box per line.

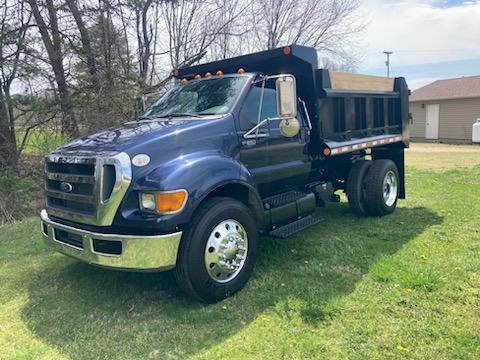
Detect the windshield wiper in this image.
<box><xmin>137</xmin><ymin>115</ymin><xmax>162</xmax><ymax>120</ymax></box>
<box><xmin>163</xmin><ymin>113</ymin><xmax>202</xmax><ymax>118</ymax></box>
<box><xmin>137</xmin><ymin>113</ymin><xmax>203</xmax><ymax>121</ymax></box>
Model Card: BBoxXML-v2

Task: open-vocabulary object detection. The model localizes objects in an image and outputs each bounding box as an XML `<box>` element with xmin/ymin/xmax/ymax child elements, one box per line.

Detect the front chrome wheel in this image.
<box><xmin>204</xmin><ymin>219</ymin><xmax>248</xmax><ymax>283</ymax></box>
<box><xmin>383</xmin><ymin>170</ymin><xmax>398</xmax><ymax>207</ymax></box>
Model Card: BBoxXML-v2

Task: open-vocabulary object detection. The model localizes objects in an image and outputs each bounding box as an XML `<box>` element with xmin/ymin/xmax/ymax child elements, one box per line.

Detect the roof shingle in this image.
<box><xmin>410</xmin><ymin>75</ymin><xmax>480</xmax><ymax>101</ymax></box>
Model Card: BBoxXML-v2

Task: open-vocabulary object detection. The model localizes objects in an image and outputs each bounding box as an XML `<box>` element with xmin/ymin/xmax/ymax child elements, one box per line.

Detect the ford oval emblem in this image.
<box><xmin>60</xmin><ymin>182</ymin><xmax>73</xmax><ymax>193</ymax></box>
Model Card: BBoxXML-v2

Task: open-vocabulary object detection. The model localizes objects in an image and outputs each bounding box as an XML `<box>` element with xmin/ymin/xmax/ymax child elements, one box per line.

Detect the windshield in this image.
<box><xmin>144</xmin><ymin>76</ymin><xmax>248</xmax><ymax>118</ymax></box>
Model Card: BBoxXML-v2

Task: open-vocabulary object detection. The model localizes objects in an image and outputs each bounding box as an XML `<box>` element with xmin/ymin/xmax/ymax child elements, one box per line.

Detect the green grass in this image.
<box><xmin>1</xmin><ymin>144</ymin><xmax>480</xmax><ymax>359</ymax></box>
<box><xmin>16</xmin><ymin>130</ymin><xmax>70</xmax><ymax>156</ymax></box>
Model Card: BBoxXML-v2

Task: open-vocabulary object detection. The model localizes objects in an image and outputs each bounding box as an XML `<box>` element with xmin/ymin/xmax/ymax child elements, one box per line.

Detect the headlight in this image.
<box><xmin>139</xmin><ymin>190</ymin><xmax>188</xmax><ymax>214</ymax></box>
<box><xmin>140</xmin><ymin>193</ymin><xmax>156</xmax><ymax>211</ymax></box>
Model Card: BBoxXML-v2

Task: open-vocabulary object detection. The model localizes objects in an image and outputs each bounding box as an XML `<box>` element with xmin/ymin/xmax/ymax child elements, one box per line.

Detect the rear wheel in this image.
<box><xmin>174</xmin><ymin>197</ymin><xmax>258</xmax><ymax>303</ymax></box>
<box><xmin>364</xmin><ymin>160</ymin><xmax>399</xmax><ymax>216</ymax></box>
<box><xmin>346</xmin><ymin>160</ymin><xmax>372</xmax><ymax>215</ymax></box>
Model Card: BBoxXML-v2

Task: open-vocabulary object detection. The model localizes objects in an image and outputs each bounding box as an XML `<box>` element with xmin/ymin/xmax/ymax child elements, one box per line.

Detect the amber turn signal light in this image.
<box><xmin>322</xmin><ymin>147</ymin><xmax>331</xmax><ymax>157</ymax></box>
<box><xmin>155</xmin><ymin>190</ymin><xmax>187</xmax><ymax>214</ymax></box>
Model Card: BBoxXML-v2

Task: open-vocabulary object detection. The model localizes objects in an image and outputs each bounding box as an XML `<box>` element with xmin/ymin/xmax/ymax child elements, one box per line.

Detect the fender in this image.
<box><xmin>132</xmin><ymin>151</ymin><xmax>264</xmax><ymax>231</ymax></box>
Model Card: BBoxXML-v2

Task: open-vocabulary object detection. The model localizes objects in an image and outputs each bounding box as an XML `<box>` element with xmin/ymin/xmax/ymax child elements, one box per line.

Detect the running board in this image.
<box><xmin>268</xmin><ymin>215</ymin><xmax>322</xmax><ymax>239</ymax></box>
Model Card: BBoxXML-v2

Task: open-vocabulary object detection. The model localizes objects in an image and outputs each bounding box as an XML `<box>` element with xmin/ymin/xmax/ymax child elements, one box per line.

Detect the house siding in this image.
<box><xmin>410</xmin><ymin>102</ymin><xmax>426</xmax><ymax>138</ymax></box>
<box><xmin>410</xmin><ymin>97</ymin><xmax>480</xmax><ymax>141</ymax></box>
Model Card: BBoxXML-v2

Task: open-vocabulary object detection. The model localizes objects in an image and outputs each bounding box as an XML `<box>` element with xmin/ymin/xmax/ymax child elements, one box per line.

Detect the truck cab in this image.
<box><xmin>41</xmin><ymin>45</ymin><xmax>409</xmax><ymax>302</ymax></box>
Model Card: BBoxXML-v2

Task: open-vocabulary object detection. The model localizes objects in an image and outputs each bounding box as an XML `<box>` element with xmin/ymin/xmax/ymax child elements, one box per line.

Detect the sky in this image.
<box><xmin>357</xmin><ymin>0</ymin><xmax>480</xmax><ymax>89</ymax></box>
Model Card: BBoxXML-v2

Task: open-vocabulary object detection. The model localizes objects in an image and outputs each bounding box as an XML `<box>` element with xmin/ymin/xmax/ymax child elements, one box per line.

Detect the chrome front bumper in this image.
<box><xmin>40</xmin><ymin>210</ymin><xmax>182</xmax><ymax>271</ymax></box>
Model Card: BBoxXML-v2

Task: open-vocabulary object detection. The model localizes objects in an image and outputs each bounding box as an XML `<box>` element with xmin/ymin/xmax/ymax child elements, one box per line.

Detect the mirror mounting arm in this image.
<box><xmin>255</xmin><ymin>78</ymin><xmax>266</xmax><ymax>138</ymax></box>
<box><xmin>299</xmin><ymin>98</ymin><xmax>313</xmax><ymax>132</ymax></box>
<box><xmin>243</xmin><ymin>118</ymin><xmax>270</xmax><ymax>139</ymax></box>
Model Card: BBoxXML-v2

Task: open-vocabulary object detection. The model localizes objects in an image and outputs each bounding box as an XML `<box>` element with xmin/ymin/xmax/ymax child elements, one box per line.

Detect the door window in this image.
<box><xmin>239</xmin><ymin>86</ymin><xmax>278</xmax><ymax>130</ymax></box>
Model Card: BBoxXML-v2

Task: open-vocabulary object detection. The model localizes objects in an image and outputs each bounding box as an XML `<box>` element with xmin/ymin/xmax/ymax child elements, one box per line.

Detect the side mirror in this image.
<box><xmin>276</xmin><ymin>75</ymin><xmax>297</xmax><ymax>118</ymax></box>
<box><xmin>279</xmin><ymin>118</ymin><xmax>300</xmax><ymax>137</ymax></box>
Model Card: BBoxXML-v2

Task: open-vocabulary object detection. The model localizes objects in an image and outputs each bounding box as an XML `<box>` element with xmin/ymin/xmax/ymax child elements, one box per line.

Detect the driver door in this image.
<box><xmin>238</xmin><ymin>84</ymin><xmax>310</xmax><ymax>197</ymax></box>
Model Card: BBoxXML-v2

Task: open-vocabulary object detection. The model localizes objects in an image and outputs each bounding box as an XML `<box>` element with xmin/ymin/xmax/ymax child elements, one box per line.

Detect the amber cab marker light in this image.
<box><xmin>194</xmin><ymin>74</ymin><xmax>201</xmax><ymax>80</ymax></box>
<box><xmin>323</xmin><ymin>147</ymin><xmax>331</xmax><ymax>157</ymax></box>
<box><xmin>205</xmin><ymin>72</ymin><xmax>212</xmax><ymax>77</ymax></box>
<box><xmin>216</xmin><ymin>70</ymin><xmax>223</xmax><ymax>76</ymax></box>
<box><xmin>237</xmin><ymin>68</ymin><xmax>245</xmax><ymax>74</ymax></box>
<box><xmin>283</xmin><ymin>46</ymin><xmax>291</xmax><ymax>55</ymax></box>
<box><xmin>155</xmin><ymin>191</ymin><xmax>187</xmax><ymax>214</ymax></box>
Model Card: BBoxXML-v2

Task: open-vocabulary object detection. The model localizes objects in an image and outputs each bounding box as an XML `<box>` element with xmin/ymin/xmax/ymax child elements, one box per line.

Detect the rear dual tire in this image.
<box><xmin>346</xmin><ymin>160</ymin><xmax>372</xmax><ymax>215</ymax></box>
<box><xmin>347</xmin><ymin>159</ymin><xmax>399</xmax><ymax>216</ymax></box>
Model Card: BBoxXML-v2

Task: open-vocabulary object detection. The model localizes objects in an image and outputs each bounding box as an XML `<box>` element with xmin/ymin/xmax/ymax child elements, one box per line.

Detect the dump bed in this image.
<box><xmin>314</xmin><ymin>69</ymin><xmax>409</xmax><ymax>157</ymax></box>
<box><xmin>175</xmin><ymin>45</ymin><xmax>409</xmax><ymax>157</ymax></box>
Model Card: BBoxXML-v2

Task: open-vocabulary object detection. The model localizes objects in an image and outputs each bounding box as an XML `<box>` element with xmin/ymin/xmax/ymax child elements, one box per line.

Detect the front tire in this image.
<box><xmin>364</xmin><ymin>160</ymin><xmax>399</xmax><ymax>216</ymax></box>
<box><xmin>174</xmin><ymin>197</ymin><xmax>258</xmax><ymax>303</ymax></box>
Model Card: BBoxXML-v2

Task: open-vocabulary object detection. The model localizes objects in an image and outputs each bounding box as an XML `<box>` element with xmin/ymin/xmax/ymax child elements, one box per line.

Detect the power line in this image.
<box><xmin>392</xmin><ymin>49</ymin><xmax>478</xmax><ymax>53</ymax></box>
<box><xmin>367</xmin><ymin>48</ymin><xmax>479</xmax><ymax>54</ymax></box>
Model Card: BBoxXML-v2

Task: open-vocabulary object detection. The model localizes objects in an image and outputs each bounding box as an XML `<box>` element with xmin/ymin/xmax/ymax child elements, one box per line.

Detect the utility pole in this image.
<box><xmin>383</xmin><ymin>51</ymin><xmax>393</xmax><ymax>77</ymax></box>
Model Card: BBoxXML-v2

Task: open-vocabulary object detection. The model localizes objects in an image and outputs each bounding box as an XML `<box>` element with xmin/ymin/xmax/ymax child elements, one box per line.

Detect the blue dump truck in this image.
<box><xmin>40</xmin><ymin>45</ymin><xmax>409</xmax><ymax>302</ymax></box>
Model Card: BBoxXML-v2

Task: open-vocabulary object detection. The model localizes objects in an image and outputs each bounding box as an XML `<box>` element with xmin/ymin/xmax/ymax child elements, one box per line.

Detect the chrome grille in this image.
<box><xmin>44</xmin><ymin>152</ymin><xmax>132</xmax><ymax>226</ymax></box>
<box><xmin>45</xmin><ymin>158</ymin><xmax>96</xmax><ymax>216</ymax></box>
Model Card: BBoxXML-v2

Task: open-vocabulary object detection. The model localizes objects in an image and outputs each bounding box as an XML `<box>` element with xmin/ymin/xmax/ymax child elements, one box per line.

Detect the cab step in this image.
<box><xmin>263</xmin><ymin>190</ymin><xmax>307</xmax><ymax>209</ymax></box>
<box><xmin>269</xmin><ymin>215</ymin><xmax>322</xmax><ymax>239</ymax></box>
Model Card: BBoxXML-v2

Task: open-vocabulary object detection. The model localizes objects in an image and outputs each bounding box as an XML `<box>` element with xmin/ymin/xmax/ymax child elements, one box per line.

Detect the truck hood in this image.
<box><xmin>52</xmin><ymin>116</ymin><xmax>225</xmax><ymax>155</ymax></box>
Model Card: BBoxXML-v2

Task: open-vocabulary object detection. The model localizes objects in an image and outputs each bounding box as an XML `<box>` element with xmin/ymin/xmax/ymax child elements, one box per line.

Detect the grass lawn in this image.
<box><xmin>1</xmin><ymin>143</ymin><xmax>479</xmax><ymax>359</ymax></box>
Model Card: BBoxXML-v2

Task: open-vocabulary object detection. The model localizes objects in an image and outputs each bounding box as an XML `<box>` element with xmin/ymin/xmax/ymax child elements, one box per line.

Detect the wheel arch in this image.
<box><xmin>198</xmin><ymin>181</ymin><xmax>265</xmax><ymax>232</ymax></box>
<box><xmin>133</xmin><ymin>154</ymin><xmax>264</xmax><ymax>231</ymax></box>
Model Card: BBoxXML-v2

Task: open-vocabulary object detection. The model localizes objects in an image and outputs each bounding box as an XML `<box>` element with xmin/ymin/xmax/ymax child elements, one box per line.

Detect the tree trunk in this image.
<box><xmin>0</xmin><ymin>85</ymin><xmax>18</xmax><ymax>169</ymax></box>
<box><xmin>65</xmin><ymin>0</ymin><xmax>98</xmax><ymax>89</ymax></box>
<box><xmin>28</xmin><ymin>0</ymin><xmax>79</xmax><ymax>137</ymax></box>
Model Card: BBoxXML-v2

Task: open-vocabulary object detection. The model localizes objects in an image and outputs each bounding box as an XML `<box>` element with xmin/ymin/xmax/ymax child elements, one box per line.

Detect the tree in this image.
<box><xmin>162</xmin><ymin>0</ymin><xmax>224</xmax><ymax>69</ymax></box>
<box><xmin>0</xmin><ymin>0</ymin><xmax>31</xmax><ymax>168</ymax></box>
<box><xmin>124</xmin><ymin>0</ymin><xmax>158</xmax><ymax>91</ymax></box>
<box><xmin>27</xmin><ymin>0</ymin><xmax>79</xmax><ymax>137</ymax></box>
<box><xmin>75</xmin><ymin>12</ymin><xmax>138</xmax><ymax>130</ymax></box>
<box><xmin>65</xmin><ymin>0</ymin><xmax>98</xmax><ymax>89</ymax></box>
<box><xmin>207</xmin><ymin>0</ymin><xmax>252</xmax><ymax>60</ymax></box>
<box><xmin>251</xmin><ymin>0</ymin><xmax>363</xmax><ymax>64</ymax></box>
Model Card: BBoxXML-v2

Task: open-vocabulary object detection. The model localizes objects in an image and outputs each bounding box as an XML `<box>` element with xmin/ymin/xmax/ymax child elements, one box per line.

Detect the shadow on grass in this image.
<box><xmin>21</xmin><ymin>205</ymin><xmax>441</xmax><ymax>359</ymax></box>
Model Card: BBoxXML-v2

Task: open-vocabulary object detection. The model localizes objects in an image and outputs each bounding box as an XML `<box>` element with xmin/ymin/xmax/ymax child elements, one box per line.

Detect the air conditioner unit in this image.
<box><xmin>473</xmin><ymin>119</ymin><xmax>480</xmax><ymax>143</ymax></box>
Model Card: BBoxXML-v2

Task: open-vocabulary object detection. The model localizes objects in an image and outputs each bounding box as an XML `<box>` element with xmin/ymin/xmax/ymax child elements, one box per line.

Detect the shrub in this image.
<box><xmin>0</xmin><ymin>170</ymin><xmax>40</xmax><ymax>224</ymax></box>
